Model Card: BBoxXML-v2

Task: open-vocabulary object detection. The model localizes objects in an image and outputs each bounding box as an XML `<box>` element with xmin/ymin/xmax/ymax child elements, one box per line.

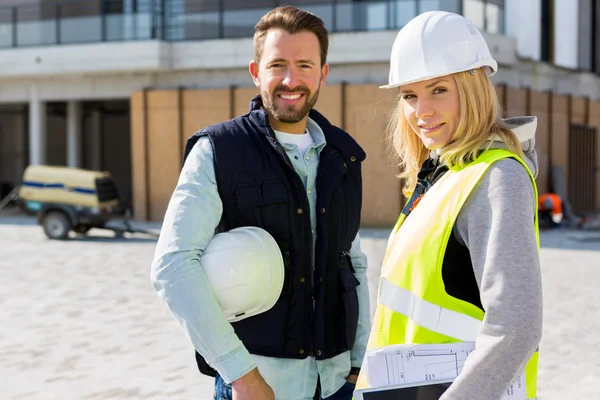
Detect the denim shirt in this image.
<box><xmin>151</xmin><ymin>118</ymin><xmax>369</xmax><ymax>400</ymax></box>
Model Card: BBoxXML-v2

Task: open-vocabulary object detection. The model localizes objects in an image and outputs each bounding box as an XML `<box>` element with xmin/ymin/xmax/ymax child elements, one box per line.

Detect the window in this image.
<box><xmin>462</xmin><ymin>0</ymin><xmax>504</xmax><ymax>34</ymax></box>
<box><xmin>540</xmin><ymin>0</ymin><xmax>553</xmax><ymax>63</ymax></box>
<box><xmin>578</xmin><ymin>0</ymin><xmax>594</xmax><ymax>71</ymax></box>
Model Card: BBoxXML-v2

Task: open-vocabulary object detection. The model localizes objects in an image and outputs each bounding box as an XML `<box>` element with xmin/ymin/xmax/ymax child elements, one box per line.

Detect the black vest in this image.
<box><xmin>184</xmin><ymin>96</ymin><xmax>366</xmax><ymax>376</ymax></box>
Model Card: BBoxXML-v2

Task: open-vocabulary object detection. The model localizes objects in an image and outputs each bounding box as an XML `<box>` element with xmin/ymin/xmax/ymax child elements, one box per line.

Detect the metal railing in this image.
<box><xmin>0</xmin><ymin>0</ymin><xmax>503</xmax><ymax>48</ymax></box>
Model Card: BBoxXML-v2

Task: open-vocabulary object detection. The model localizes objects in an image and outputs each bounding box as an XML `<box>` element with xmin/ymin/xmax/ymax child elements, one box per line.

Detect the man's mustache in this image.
<box><xmin>273</xmin><ymin>86</ymin><xmax>310</xmax><ymax>95</ymax></box>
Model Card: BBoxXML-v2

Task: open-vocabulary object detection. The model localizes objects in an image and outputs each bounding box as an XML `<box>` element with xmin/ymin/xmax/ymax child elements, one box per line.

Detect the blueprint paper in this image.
<box><xmin>365</xmin><ymin>342</ymin><xmax>526</xmax><ymax>399</ymax></box>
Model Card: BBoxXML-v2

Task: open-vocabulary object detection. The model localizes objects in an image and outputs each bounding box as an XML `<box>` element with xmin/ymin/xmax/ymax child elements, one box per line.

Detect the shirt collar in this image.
<box><xmin>306</xmin><ymin>117</ymin><xmax>327</xmax><ymax>154</ymax></box>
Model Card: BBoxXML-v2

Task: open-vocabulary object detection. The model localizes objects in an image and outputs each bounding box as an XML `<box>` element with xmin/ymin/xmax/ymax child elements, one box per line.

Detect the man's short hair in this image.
<box><xmin>253</xmin><ymin>6</ymin><xmax>329</xmax><ymax>67</ymax></box>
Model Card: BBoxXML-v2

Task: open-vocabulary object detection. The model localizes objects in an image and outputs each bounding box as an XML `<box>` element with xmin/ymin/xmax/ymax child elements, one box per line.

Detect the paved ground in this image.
<box><xmin>1</xmin><ymin>214</ymin><xmax>599</xmax><ymax>399</ymax></box>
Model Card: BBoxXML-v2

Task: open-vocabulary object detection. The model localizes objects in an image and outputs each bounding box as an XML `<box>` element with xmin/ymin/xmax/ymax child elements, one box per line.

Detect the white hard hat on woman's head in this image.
<box><xmin>381</xmin><ymin>11</ymin><xmax>498</xmax><ymax>89</ymax></box>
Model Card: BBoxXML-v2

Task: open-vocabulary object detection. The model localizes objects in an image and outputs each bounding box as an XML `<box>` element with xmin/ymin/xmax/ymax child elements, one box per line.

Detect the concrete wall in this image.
<box><xmin>0</xmin><ymin>30</ymin><xmax>517</xmax><ymax>80</ymax></box>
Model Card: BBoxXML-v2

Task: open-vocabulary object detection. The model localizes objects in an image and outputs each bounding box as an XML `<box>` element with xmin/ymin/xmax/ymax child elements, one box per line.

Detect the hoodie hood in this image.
<box><xmin>489</xmin><ymin>116</ymin><xmax>538</xmax><ymax>177</ymax></box>
<box><xmin>430</xmin><ymin>116</ymin><xmax>539</xmax><ymax>178</ymax></box>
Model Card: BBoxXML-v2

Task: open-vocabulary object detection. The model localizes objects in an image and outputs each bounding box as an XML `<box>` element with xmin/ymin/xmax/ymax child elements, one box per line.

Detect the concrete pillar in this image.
<box><xmin>28</xmin><ymin>85</ymin><xmax>46</xmax><ymax>166</ymax></box>
<box><xmin>67</xmin><ymin>100</ymin><xmax>82</xmax><ymax>168</ymax></box>
<box><xmin>90</xmin><ymin>110</ymin><xmax>103</xmax><ymax>171</ymax></box>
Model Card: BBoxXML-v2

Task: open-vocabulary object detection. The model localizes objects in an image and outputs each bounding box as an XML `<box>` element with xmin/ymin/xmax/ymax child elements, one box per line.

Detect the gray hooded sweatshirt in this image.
<box><xmin>440</xmin><ymin>117</ymin><xmax>543</xmax><ymax>399</ymax></box>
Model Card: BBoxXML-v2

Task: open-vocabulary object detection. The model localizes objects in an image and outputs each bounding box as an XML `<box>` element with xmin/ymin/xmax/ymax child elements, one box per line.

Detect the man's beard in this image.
<box><xmin>262</xmin><ymin>84</ymin><xmax>320</xmax><ymax>124</ymax></box>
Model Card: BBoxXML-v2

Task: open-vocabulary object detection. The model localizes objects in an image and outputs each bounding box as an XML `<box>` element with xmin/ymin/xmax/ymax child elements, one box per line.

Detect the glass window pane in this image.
<box><xmin>434</xmin><ymin>0</ymin><xmax>461</xmax><ymax>13</ymax></box>
<box><xmin>0</xmin><ymin>23</ymin><xmax>12</xmax><ymax>48</ymax></box>
<box><xmin>17</xmin><ymin>20</ymin><xmax>56</xmax><ymax>46</ymax></box>
<box><xmin>364</xmin><ymin>1</ymin><xmax>388</xmax><ymax>30</ymax></box>
<box><xmin>485</xmin><ymin>3</ymin><xmax>501</xmax><ymax>34</ymax></box>
<box><xmin>106</xmin><ymin>14</ymin><xmax>125</xmax><ymax>41</ymax></box>
<box><xmin>0</xmin><ymin>9</ymin><xmax>13</xmax><ymax>48</ymax></box>
<box><xmin>184</xmin><ymin>12</ymin><xmax>221</xmax><ymax>40</ymax></box>
<box><xmin>334</xmin><ymin>3</ymin><xmax>353</xmax><ymax>31</ymax></box>
<box><xmin>336</xmin><ymin>1</ymin><xmax>389</xmax><ymax>31</ymax></box>
<box><xmin>462</xmin><ymin>0</ymin><xmax>484</xmax><ymax>30</ymax></box>
<box><xmin>298</xmin><ymin>5</ymin><xmax>334</xmax><ymax>32</ymax></box>
<box><xmin>223</xmin><ymin>8</ymin><xmax>271</xmax><ymax>38</ymax></box>
<box><xmin>419</xmin><ymin>0</ymin><xmax>440</xmax><ymax>13</ymax></box>
<box><xmin>60</xmin><ymin>16</ymin><xmax>101</xmax><ymax>44</ymax></box>
<box><xmin>394</xmin><ymin>0</ymin><xmax>417</xmax><ymax>29</ymax></box>
<box><xmin>120</xmin><ymin>12</ymin><xmax>153</xmax><ymax>40</ymax></box>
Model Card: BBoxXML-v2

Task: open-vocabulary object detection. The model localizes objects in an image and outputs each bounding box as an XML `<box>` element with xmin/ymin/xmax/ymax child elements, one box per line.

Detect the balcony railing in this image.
<box><xmin>0</xmin><ymin>0</ymin><xmax>503</xmax><ymax>48</ymax></box>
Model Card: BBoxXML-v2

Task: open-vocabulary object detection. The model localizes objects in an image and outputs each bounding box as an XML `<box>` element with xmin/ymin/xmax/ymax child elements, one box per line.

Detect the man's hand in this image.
<box><xmin>231</xmin><ymin>368</ymin><xmax>275</xmax><ymax>400</ymax></box>
<box><xmin>346</xmin><ymin>374</ymin><xmax>358</xmax><ymax>384</ymax></box>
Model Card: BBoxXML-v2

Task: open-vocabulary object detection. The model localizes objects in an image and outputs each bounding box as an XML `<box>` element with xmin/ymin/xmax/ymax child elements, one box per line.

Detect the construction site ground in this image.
<box><xmin>1</xmin><ymin>214</ymin><xmax>599</xmax><ymax>400</ymax></box>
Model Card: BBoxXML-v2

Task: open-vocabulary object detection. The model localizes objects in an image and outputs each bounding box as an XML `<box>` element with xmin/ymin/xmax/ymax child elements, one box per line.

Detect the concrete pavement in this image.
<box><xmin>1</xmin><ymin>216</ymin><xmax>599</xmax><ymax>399</ymax></box>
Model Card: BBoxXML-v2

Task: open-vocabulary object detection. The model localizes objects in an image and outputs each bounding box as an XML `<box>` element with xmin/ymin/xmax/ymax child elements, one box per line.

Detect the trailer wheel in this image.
<box><xmin>43</xmin><ymin>211</ymin><xmax>72</xmax><ymax>240</ymax></box>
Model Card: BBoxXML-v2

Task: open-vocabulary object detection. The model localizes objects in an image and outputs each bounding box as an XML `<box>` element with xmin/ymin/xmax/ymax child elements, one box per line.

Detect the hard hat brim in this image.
<box><xmin>379</xmin><ymin>61</ymin><xmax>498</xmax><ymax>90</ymax></box>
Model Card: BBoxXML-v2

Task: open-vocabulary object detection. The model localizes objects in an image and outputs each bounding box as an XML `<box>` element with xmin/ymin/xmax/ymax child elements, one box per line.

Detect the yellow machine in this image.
<box><xmin>18</xmin><ymin>165</ymin><xmax>123</xmax><ymax>239</ymax></box>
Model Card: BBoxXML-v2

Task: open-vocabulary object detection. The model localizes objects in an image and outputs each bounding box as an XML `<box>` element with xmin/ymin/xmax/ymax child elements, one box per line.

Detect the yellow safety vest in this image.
<box><xmin>356</xmin><ymin>149</ymin><xmax>539</xmax><ymax>399</ymax></box>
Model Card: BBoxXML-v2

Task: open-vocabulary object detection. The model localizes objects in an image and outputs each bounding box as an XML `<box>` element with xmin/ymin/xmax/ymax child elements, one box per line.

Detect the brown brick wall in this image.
<box><xmin>146</xmin><ymin>91</ymin><xmax>183</xmax><ymax>221</ymax></box>
<box><xmin>182</xmin><ymin>88</ymin><xmax>232</xmax><ymax>150</ymax></box>
<box><xmin>551</xmin><ymin>95</ymin><xmax>570</xmax><ymax>191</ymax></box>
<box><xmin>315</xmin><ymin>85</ymin><xmax>343</xmax><ymax>128</ymax></box>
<box><xmin>587</xmin><ymin>100</ymin><xmax>600</xmax><ymax>211</ymax></box>
<box><xmin>495</xmin><ymin>84</ymin><xmax>507</xmax><ymax>112</ymax></box>
<box><xmin>130</xmin><ymin>91</ymin><xmax>149</xmax><ymax>221</ymax></box>
<box><xmin>234</xmin><ymin>88</ymin><xmax>260</xmax><ymax>118</ymax></box>
<box><xmin>530</xmin><ymin>91</ymin><xmax>551</xmax><ymax>194</ymax></box>
<box><xmin>571</xmin><ymin>97</ymin><xmax>588</xmax><ymax>125</ymax></box>
<box><xmin>505</xmin><ymin>87</ymin><xmax>528</xmax><ymax>117</ymax></box>
<box><xmin>344</xmin><ymin>84</ymin><xmax>401</xmax><ymax>227</ymax></box>
<box><xmin>130</xmin><ymin>85</ymin><xmax>599</xmax><ymax>222</ymax></box>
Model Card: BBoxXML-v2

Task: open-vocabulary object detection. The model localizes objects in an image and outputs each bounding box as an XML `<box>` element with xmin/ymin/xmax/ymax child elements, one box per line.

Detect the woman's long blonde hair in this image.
<box><xmin>387</xmin><ymin>68</ymin><xmax>523</xmax><ymax>196</ymax></box>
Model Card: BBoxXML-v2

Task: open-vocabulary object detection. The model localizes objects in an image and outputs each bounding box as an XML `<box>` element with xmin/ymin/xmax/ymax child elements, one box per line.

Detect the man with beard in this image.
<box><xmin>151</xmin><ymin>6</ymin><xmax>369</xmax><ymax>400</ymax></box>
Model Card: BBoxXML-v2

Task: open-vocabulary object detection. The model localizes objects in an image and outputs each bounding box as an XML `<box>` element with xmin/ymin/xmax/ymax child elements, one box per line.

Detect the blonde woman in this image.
<box><xmin>355</xmin><ymin>11</ymin><xmax>542</xmax><ymax>400</ymax></box>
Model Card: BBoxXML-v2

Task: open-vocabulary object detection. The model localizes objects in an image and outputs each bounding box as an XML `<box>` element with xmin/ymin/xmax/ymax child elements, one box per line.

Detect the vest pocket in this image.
<box><xmin>282</xmin><ymin>250</ymin><xmax>293</xmax><ymax>295</ymax></box>
<box><xmin>338</xmin><ymin>257</ymin><xmax>360</xmax><ymax>349</ymax></box>
<box><xmin>235</xmin><ymin>183</ymin><xmax>263</xmax><ymax>209</ymax></box>
<box><xmin>234</xmin><ymin>180</ymin><xmax>290</xmax><ymax>241</ymax></box>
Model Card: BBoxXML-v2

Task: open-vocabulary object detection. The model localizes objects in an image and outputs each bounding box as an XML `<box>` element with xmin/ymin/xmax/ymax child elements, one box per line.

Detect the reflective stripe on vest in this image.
<box><xmin>379</xmin><ymin>277</ymin><xmax>481</xmax><ymax>342</ymax></box>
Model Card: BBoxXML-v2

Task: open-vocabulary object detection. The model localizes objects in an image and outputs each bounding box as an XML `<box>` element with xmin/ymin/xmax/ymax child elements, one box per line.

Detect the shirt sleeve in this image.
<box><xmin>441</xmin><ymin>159</ymin><xmax>543</xmax><ymax>399</ymax></box>
<box><xmin>150</xmin><ymin>136</ymin><xmax>256</xmax><ymax>384</ymax></box>
<box><xmin>349</xmin><ymin>232</ymin><xmax>370</xmax><ymax>368</ymax></box>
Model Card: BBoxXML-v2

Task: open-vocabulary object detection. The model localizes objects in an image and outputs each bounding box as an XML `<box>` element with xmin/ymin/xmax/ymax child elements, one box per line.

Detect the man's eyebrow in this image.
<box><xmin>267</xmin><ymin>58</ymin><xmax>316</xmax><ymax>65</ymax></box>
<box><xmin>400</xmin><ymin>79</ymin><xmax>449</xmax><ymax>94</ymax></box>
<box><xmin>268</xmin><ymin>58</ymin><xmax>287</xmax><ymax>64</ymax></box>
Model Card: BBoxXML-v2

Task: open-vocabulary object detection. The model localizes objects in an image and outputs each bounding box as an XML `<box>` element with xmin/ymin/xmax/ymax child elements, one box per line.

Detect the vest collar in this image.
<box><xmin>247</xmin><ymin>94</ymin><xmax>366</xmax><ymax>164</ymax></box>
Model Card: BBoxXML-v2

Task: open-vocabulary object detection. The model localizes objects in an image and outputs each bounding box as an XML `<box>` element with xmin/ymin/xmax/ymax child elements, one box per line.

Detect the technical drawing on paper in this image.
<box><xmin>365</xmin><ymin>342</ymin><xmax>475</xmax><ymax>387</ymax></box>
<box><xmin>364</xmin><ymin>342</ymin><xmax>527</xmax><ymax>399</ymax></box>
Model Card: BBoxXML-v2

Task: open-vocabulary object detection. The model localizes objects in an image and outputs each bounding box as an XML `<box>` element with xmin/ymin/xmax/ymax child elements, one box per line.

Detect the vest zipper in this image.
<box><xmin>268</xmin><ymin>126</ymin><xmax>315</xmax><ymax>357</ymax></box>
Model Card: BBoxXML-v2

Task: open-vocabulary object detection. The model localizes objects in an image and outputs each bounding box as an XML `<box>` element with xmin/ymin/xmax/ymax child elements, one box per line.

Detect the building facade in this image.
<box><xmin>0</xmin><ymin>0</ymin><xmax>599</xmax><ymax>224</ymax></box>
